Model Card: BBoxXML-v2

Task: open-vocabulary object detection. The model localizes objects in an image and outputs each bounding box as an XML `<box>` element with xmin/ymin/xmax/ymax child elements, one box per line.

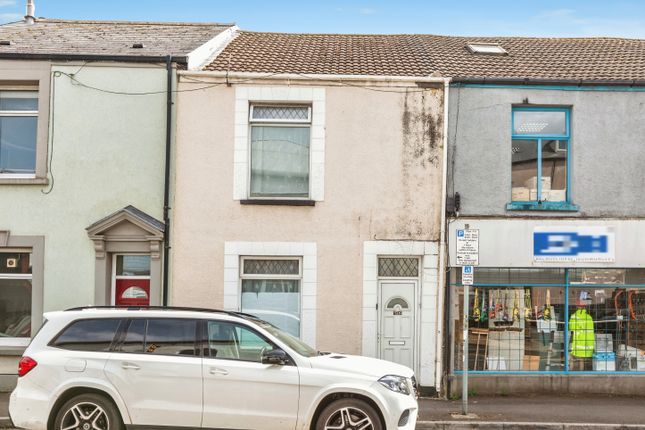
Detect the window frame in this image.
<box><xmin>239</xmin><ymin>256</ymin><xmax>303</xmax><ymax>338</ymax></box>
<box><xmin>509</xmin><ymin>106</ymin><xmax>576</xmax><ymax>211</ymax></box>
<box><xmin>0</xmin><ymin>62</ymin><xmax>51</xmax><ymax>185</ymax></box>
<box><xmin>0</xmin><ymin>250</ymin><xmax>33</xmax><ymax>341</ymax></box>
<box><xmin>247</xmin><ymin>103</ymin><xmax>313</xmax><ymax>200</ymax></box>
<box><xmin>0</xmin><ymin>88</ymin><xmax>39</xmax><ymax>179</ymax></box>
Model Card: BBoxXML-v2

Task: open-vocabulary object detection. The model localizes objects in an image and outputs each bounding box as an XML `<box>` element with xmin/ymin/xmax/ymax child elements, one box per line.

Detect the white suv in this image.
<box><xmin>10</xmin><ymin>307</ymin><xmax>418</xmax><ymax>430</ymax></box>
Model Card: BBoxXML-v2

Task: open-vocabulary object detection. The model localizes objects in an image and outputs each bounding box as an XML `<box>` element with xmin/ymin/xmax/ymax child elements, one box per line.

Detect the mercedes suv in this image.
<box><xmin>10</xmin><ymin>307</ymin><xmax>418</xmax><ymax>430</ymax></box>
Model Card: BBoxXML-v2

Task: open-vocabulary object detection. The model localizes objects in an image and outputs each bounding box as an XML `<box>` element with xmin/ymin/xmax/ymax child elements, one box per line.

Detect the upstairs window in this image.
<box><xmin>511</xmin><ymin>108</ymin><xmax>570</xmax><ymax>205</ymax></box>
<box><xmin>0</xmin><ymin>91</ymin><xmax>38</xmax><ymax>177</ymax></box>
<box><xmin>249</xmin><ymin>105</ymin><xmax>311</xmax><ymax>198</ymax></box>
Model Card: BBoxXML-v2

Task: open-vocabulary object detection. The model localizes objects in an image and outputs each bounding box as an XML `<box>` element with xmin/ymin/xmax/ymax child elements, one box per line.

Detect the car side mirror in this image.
<box><xmin>261</xmin><ymin>348</ymin><xmax>289</xmax><ymax>365</ymax></box>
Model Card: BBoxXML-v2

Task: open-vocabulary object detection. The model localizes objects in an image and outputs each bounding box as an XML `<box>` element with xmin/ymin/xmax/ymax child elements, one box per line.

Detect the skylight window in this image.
<box><xmin>466</xmin><ymin>42</ymin><xmax>507</xmax><ymax>55</ymax></box>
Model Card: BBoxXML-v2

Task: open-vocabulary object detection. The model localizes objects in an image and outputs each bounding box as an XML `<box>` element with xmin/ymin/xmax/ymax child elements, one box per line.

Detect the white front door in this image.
<box><xmin>379</xmin><ymin>280</ymin><xmax>416</xmax><ymax>369</ymax></box>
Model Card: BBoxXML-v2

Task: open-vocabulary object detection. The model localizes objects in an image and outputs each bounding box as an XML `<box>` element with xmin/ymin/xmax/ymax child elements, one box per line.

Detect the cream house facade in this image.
<box><xmin>172</xmin><ymin>31</ymin><xmax>450</xmax><ymax>393</ymax></box>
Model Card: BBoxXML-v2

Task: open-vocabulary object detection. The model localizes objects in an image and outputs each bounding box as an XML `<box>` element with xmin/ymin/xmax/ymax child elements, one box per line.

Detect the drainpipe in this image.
<box><xmin>162</xmin><ymin>55</ymin><xmax>173</xmax><ymax>306</ymax></box>
<box><xmin>434</xmin><ymin>77</ymin><xmax>451</xmax><ymax>395</ymax></box>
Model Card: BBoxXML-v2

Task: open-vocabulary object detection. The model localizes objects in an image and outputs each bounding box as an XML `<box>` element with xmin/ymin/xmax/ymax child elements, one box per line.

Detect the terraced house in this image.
<box><xmin>443</xmin><ymin>37</ymin><xmax>645</xmax><ymax>395</ymax></box>
<box><xmin>172</xmin><ymin>32</ymin><xmax>451</xmax><ymax>394</ymax></box>
<box><xmin>0</xmin><ymin>14</ymin><xmax>235</xmax><ymax>389</ymax></box>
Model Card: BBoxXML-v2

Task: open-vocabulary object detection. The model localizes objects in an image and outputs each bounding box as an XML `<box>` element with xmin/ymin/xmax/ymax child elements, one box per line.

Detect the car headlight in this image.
<box><xmin>378</xmin><ymin>375</ymin><xmax>410</xmax><ymax>395</ymax></box>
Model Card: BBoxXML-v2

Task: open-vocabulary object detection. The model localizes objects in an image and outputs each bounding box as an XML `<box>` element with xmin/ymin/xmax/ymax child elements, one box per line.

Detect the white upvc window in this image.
<box><xmin>240</xmin><ymin>256</ymin><xmax>302</xmax><ymax>338</ymax></box>
<box><xmin>248</xmin><ymin>104</ymin><xmax>312</xmax><ymax>199</ymax></box>
<box><xmin>0</xmin><ymin>90</ymin><xmax>39</xmax><ymax>178</ymax></box>
<box><xmin>233</xmin><ymin>86</ymin><xmax>326</xmax><ymax>202</ymax></box>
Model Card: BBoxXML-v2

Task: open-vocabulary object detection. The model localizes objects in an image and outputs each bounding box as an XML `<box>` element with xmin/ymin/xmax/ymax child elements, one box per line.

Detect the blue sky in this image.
<box><xmin>1</xmin><ymin>0</ymin><xmax>644</xmax><ymax>38</ymax></box>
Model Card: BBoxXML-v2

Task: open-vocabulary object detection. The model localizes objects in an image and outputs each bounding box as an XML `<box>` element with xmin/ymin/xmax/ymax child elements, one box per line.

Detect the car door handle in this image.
<box><xmin>121</xmin><ymin>362</ymin><xmax>140</xmax><ymax>370</ymax></box>
<box><xmin>209</xmin><ymin>367</ymin><xmax>228</xmax><ymax>376</ymax></box>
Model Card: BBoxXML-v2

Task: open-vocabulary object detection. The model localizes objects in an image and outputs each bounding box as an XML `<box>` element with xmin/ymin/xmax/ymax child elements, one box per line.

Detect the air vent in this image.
<box><xmin>0</xmin><ymin>41</ymin><xmax>12</xmax><ymax>46</ymax></box>
<box><xmin>466</xmin><ymin>42</ymin><xmax>507</xmax><ymax>55</ymax></box>
<box><xmin>131</xmin><ymin>43</ymin><xmax>145</xmax><ymax>49</ymax></box>
<box><xmin>329</xmin><ymin>355</ymin><xmax>346</xmax><ymax>359</ymax></box>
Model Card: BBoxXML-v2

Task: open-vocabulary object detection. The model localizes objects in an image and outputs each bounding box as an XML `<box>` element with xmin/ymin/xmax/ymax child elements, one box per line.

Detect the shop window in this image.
<box><xmin>0</xmin><ymin>91</ymin><xmax>38</xmax><ymax>177</ymax></box>
<box><xmin>509</xmin><ymin>108</ymin><xmax>576</xmax><ymax>211</ymax></box>
<box><xmin>453</xmin><ymin>268</ymin><xmax>645</xmax><ymax>373</ymax></box>
<box><xmin>240</xmin><ymin>257</ymin><xmax>301</xmax><ymax>338</ymax></box>
<box><xmin>249</xmin><ymin>104</ymin><xmax>311</xmax><ymax>198</ymax></box>
<box><xmin>0</xmin><ymin>252</ymin><xmax>32</xmax><ymax>338</ymax></box>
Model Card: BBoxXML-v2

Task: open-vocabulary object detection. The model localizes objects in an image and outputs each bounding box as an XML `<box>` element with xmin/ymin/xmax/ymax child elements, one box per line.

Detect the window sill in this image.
<box><xmin>241</xmin><ymin>199</ymin><xmax>316</xmax><ymax>207</ymax></box>
<box><xmin>506</xmin><ymin>201</ymin><xmax>579</xmax><ymax>212</ymax></box>
<box><xmin>0</xmin><ymin>176</ymin><xmax>48</xmax><ymax>185</ymax></box>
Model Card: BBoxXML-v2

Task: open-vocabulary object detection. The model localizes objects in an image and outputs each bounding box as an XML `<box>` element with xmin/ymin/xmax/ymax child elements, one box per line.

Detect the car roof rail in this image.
<box><xmin>63</xmin><ymin>305</ymin><xmax>260</xmax><ymax>320</ymax></box>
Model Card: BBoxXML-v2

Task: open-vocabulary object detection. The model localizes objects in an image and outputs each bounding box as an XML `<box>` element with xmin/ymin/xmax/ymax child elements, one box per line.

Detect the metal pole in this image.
<box><xmin>462</xmin><ymin>283</ymin><xmax>469</xmax><ymax>415</ymax></box>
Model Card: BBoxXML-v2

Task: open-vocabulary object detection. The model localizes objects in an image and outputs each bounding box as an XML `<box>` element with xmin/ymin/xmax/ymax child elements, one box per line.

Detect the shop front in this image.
<box><xmin>447</xmin><ymin>219</ymin><xmax>645</xmax><ymax>395</ymax></box>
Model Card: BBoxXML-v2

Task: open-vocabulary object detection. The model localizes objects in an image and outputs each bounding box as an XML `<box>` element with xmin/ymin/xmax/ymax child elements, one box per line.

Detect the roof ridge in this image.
<box><xmin>235</xmin><ymin>30</ymin><xmax>645</xmax><ymax>42</ymax></box>
<box><xmin>35</xmin><ymin>18</ymin><xmax>235</xmax><ymax>27</ymax></box>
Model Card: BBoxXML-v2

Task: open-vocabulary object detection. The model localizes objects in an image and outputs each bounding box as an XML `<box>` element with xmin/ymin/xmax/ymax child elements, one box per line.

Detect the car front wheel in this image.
<box><xmin>316</xmin><ymin>398</ymin><xmax>382</xmax><ymax>430</ymax></box>
<box><xmin>54</xmin><ymin>393</ymin><xmax>123</xmax><ymax>430</ymax></box>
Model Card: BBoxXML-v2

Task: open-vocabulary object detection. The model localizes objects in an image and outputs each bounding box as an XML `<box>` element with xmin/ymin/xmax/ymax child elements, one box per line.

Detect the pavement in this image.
<box><xmin>2</xmin><ymin>391</ymin><xmax>645</xmax><ymax>429</ymax></box>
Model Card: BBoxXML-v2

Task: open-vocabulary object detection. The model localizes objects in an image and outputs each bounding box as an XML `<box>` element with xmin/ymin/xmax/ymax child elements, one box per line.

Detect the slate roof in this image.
<box><xmin>204</xmin><ymin>31</ymin><xmax>645</xmax><ymax>82</ymax></box>
<box><xmin>0</xmin><ymin>18</ymin><xmax>234</xmax><ymax>61</ymax></box>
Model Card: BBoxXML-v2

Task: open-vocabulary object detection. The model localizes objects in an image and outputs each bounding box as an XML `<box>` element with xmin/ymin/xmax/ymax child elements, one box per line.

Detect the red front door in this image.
<box><xmin>115</xmin><ymin>278</ymin><xmax>150</xmax><ymax>306</ymax></box>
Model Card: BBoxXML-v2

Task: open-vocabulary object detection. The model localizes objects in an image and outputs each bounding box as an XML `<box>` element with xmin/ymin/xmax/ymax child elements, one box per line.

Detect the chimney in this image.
<box><xmin>25</xmin><ymin>0</ymin><xmax>35</xmax><ymax>24</ymax></box>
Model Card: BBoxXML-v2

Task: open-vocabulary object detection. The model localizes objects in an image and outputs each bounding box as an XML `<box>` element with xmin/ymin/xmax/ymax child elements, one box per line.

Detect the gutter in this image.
<box><xmin>179</xmin><ymin>70</ymin><xmax>447</xmax><ymax>84</ymax></box>
<box><xmin>452</xmin><ymin>76</ymin><xmax>645</xmax><ymax>87</ymax></box>
<box><xmin>435</xmin><ymin>78</ymin><xmax>451</xmax><ymax>394</ymax></box>
<box><xmin>0</xmin><ymin>52</ymin><xmax>188</xmax><ymax>64</ymax></box>
<box><xmin>162</xmin><ymin>55</ymin><xmax>173</xmax><ymax>306</ymax></box>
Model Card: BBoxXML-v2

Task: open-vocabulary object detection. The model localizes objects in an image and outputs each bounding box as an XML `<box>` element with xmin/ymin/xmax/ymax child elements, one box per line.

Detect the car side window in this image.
<box><xmin>118</xmin><ymin>319</ymin><xmax>145</xmax><ymax>353</ymax></box>
<box><xmin>144</xmin><ymin>319</ymin><xmax>198</xmax><ymax>357</ymax></box>
<box><xmin>50</xmin><ymin>318</ymin><xmax>121</xmax><ymax>352</ymax></box>
<box><xmin>206</xmin><ymin>321</ymin><xmax>274</xmax><ymax>362</ymax></box>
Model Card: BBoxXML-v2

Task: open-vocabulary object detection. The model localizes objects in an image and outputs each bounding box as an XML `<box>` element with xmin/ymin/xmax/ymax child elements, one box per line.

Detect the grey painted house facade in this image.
<box><xmin>445</xmin><ymin>56</ymin><xmax>645</xmax><ymax>393</ymax></box>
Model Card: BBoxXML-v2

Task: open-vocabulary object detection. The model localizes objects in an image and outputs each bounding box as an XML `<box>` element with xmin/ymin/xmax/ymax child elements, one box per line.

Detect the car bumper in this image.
<box><xmin>9</xmin><ymin>381</ymin><xmax>50</xmax><ymax>430</ymax></box>
<box><xmin>371</xmin><ymin>382</ymin><xmax>418</xmax><ymax>430</ymax></box>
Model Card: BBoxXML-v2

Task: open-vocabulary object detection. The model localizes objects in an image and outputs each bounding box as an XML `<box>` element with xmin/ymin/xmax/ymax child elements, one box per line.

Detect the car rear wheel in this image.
<box><xmin>316</xmin><ymin>398</ymin><xmax>382</xmax><ymax>430</ymax></box>
<box><xmin>54</xmin><ymin>393</ymin><xmax>122</xmax><ymax>430</ymax></box>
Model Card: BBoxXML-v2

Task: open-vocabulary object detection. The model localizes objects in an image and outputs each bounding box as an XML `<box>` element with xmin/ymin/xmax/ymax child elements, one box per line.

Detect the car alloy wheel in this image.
<box><xmin>317</xmin><ymin>398</ymin><xmax>382</xmax><ymax>430</ymax></box>
<box><xmin>55</xmin><ymin>394</ymin><xmax>122</xmax><ymax>430</ymax></box>
<box><xmin>324</xmin><ymin>406</ymin><xmax>374</xmax><ymax>430</ymax></box>
<box><xmin>60</xmin><ymin>402</ymin><xmax>110</xmax><ymax>430</ymax></box>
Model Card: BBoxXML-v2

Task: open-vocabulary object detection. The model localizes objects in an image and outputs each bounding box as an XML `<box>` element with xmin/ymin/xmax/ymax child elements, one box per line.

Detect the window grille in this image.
<box><xmin>242</xmin><ymin>259</ymin><xmax>300</xmax><ymax>276</ymax></box>
<box><xmin>378</xmin><ymin>257</ymin><xmax>419</xmax><ymax>278</ymax></box>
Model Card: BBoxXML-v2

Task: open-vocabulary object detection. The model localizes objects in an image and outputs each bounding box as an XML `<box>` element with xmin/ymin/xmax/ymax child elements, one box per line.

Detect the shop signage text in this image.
<box><xmin>533</xmin><ymin>226</ymin><xmax>615</xmax><ymax>262</ymax></box>
<box><xmin>462</xmin><ymin>265</ymin><xmax>474</xmax><ymax>285</ymax></box>
<box><xmin>456</xmin><ymin>229</ymin><xmax>479</xmax><ymax>266</ymax></box>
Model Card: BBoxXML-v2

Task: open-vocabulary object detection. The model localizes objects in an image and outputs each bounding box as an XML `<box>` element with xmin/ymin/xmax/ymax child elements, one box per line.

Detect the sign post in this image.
<box><xmin>461</xmin><ymin>265</ymin><xmax>474</xmax><ymax>416</ymax></box>
<box><xmin>456</xmin><ymin>228</ymin><xmax>479</xmax><ymax>417</ymax></box>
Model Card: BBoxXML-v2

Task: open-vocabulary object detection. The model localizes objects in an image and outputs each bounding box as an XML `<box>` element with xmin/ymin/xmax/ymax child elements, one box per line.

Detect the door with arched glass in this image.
<box><xmin>113</xmin><ymin>255</ymin><xmax>151</xmax><ymax>306</ymax></box>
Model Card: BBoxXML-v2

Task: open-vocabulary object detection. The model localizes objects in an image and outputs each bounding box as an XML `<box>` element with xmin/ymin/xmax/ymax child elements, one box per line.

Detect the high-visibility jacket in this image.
<box><xmin>570</xmin><ymin>309</ymin><xmax>595</xmax><ymax>358</ymax></box>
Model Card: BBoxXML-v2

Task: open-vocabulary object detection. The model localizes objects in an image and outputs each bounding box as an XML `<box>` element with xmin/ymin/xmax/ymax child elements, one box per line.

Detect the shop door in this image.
<box><xmin>379</xmin><ymin>280</ymin><xmax>416</xmax><ymax>369</ymax></box>
<box><xmin>113</xmin><ymin>255</ymin><xmax>151</xmax><ymax>306</ymax></box>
